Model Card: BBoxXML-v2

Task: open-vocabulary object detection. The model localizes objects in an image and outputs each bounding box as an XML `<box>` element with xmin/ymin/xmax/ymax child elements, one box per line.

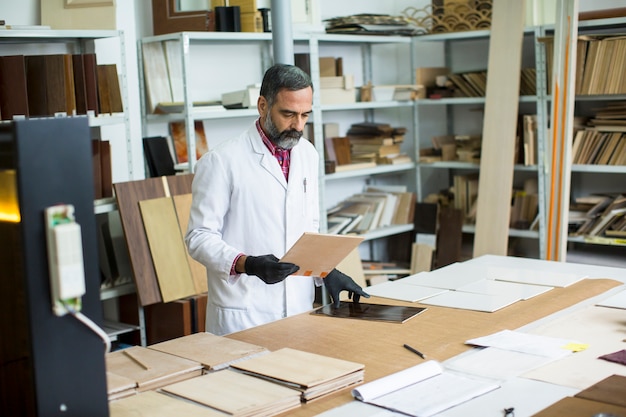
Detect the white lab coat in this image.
<box><xmin>186</xmin><ymin>122</ymin><xmax>320</xmax><ymax>335</ymax></box>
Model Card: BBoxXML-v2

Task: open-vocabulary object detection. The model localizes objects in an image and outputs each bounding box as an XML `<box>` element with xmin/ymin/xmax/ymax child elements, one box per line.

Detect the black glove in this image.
<box><xmin>324</xmin><ymin>268</ymin><xmax>370</xmax><ymax>308</ymax></box>
<box><xmin>245</xmin><ymin>254</ymin><xmax>299</xmax><ymax>284</ymax></box>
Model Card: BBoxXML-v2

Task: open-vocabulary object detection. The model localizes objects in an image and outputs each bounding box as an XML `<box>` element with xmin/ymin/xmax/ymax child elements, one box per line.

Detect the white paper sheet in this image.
<box><xmin>444</xmin><ymin>347</ymin><xmax>557</xmax><ymax>380</ymax></box>
<box><xmin>352</xmin><ymin>361</ymin><xmax>499</xmax><ymax>417</ymax></box>
<box><xmin>436</xmin><ymin>377</ymin><xmax>577</xmax><ymax>417</ymax></box>
<box><xmin>418</xmin><ymin>290</ymin><xmax>521</xmax><ymax>313</ymax></box>
<box><xmin>365</xmin><ymin>280</ymin><xmax>448</xmax><ymax>302</ymax></box>
<box><xmin>595</xmin><ymin>286</ymin><xmax>626</xmax><ymax>309</ymax></box>
<box><xmin>522</xmin><ymin>305</ymin><xmax>626</xmax><ymax>388</ymax></box>
<box><xmin>456</xmin><ymin>279</ymin><xmax>553</xmax><ymax>300</ymax></box>
<box><xmin>466</xmin><ymin>330</ymin><xmax>578</xmax><ymax>359</ymax></box>
<box><xmin>401</xmin><ymin>263</ymin><xmax>488</xmax><ymax>290</ymax></box>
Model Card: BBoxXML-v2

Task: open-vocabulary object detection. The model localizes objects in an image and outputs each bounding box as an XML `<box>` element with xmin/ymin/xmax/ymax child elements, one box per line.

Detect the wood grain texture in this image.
<box><xmin>473</xmin><ymin>0</ymin><xmax>525</xmax><ymax>257</ymax></box>
<box><xmin>139</xmin><ymin>197</ymin><xmax>196</xmax><ymax>303</ymax></box>
<box><xmin>172</xmin><ymin>193</ymin><xmax>208</xmax><ymax>294</ymax></box>
<box><xmin>149</xmin><ymin>332</ymin><xmax>268</xmax><ymax>371</ymax></box>
<box><xmin>435</xmin><ymin>206</ymin><xmax>463</xmax><ymax>269</ymax></box>
<box><xmin>280</xmin><ymin>233</ymin><xmax>364</xmax><ymax>278</ymax></box>
<box><xmin>105</xmin><ymin>346</ymin><xmax>201</xmax><ymax>391</ymax></box>
<box><xmin>0</xmin><ymin>55</ymin><xmax>29</xmax><ymax>120</ymax></box>
<box><xmin>166</xmin><ymin>173</ymin><xmax>194</xmax><ymax>196</ymax></box>
<box><xmin>109</xmin><ymin>390</ymin><xmax>225</xmax><ymax>417</ymax></box>
<box><xmin>113</xmin><ymin>178</ymin><xmax>166</xmax><ymax>305</ymax></box>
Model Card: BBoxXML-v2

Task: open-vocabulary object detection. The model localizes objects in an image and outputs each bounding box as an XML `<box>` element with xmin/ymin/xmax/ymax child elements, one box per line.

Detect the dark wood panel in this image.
<box><xmin>114</xmin><ymin>178</ymin><xmax>167</xmax><ymax>306</ymax></box>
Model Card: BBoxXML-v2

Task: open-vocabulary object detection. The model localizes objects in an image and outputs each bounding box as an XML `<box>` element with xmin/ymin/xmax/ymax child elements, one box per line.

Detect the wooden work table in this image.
<box><xmin>226</xmin><ymin>277</ymin><xmax>622</xmax><ymax>416</ymax></box>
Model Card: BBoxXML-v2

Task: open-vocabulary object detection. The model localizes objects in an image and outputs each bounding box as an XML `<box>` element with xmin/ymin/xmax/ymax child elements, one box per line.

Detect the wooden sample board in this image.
<box><xmin>473</xmin><ymin>0</ymin><xmax>526</xmax><ymax>257</ymax></box>
<box><xmin>280</xmin><ymin>232</ymin><xmax>364</xmax><ymax>277</ymax></box>
<box><xmin>161</xmin><ymin>369</ymin><xmax>302</xmax><ymax>416</ymax></box>
<box><xmin>172</xmin><ymin>193</ymin><xmax>208</xmax><ymax>294</ymax></box>
<box><xmin>139</xmin><ymin>197</ymin><xmax>196</xmax><ymax>303</ymax></box>
<box><xmin>114</xmin><ymin>175</ymin><xmax>195</xmax><ymax>306</ymax></box>
<box><xmin>148</xmin><ymin>332</ymin><xmax>268</xmax><ymax>371</ymax></box>
<box><xmin>231</xmin><ymin>347</ymin><xmax>364</xmax><ymax>402</ymax></box>
<box><xmin>109</xmin><ymin>390</ymin><xmax>225</xmax><ymax>417</ymax></box>
<box><xmin>114</xmin><ymin>177</ymin><xmax>168</xmax><ymax>305</ymax></box>
<box><xmin>105</xmin><ymin>346</ymin><xmax>202</xmax><ymax>392</ymax></box>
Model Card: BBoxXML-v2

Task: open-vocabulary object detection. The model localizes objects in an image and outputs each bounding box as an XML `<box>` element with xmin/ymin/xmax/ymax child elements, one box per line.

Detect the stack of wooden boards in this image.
<box><xmin>324</xmin><ymin>122</ymin><xmax>411</xmax><ymax>172</ymax></box>
<box><xmin>107</xmin><ymin>332</ymin><xmax>365</xmax><ymax>417</ymax></box>
<box><xmin>542</xmin><ymin>34</ymin><xmax>626</xmax><ymax>95</ymax></box>
<box><xmin>0</xmin><ymin>53</ymin><xmax>123</xmax><ymax>120</ymax></box>
<box><xmin>113</xmin><ymin>174</ymin><xmax>207</xmax><ymax>307</ymax></box>
<box><xmin>327</xmin><ymin>186</ymin><xmax>416</xmax><ymax>235</ymax></box>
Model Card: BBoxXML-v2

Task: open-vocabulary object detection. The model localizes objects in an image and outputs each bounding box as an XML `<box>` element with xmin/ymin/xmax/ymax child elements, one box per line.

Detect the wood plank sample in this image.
<box><xmin>149</xmin><ymin>332</ymin><xmax>268</xmax><ymax>371</ymax></box>
<box><xmin>435</xmin><ymin>206</ymin><xmax>463</xmax><ymax>269</ymax></box>
<box><xmin>473</xmin><ymin>0</ymin><xmax>525</xmax><ymax>256</ymax></box>
<box><xmin>0</xmin><ymin>55</ymin><xmax>29</xmax><ymax>120</ymax></box>
<box><xmin>96</xmin><ymin>64</ymin><xmax>111</xmax><ymax>114</ymax></box>
<box><xmin>109</xmin><ymin>390</ymin><xmax>225</xmax><ymax>417</ymax></box>
<box><xmin>145</xmin><ymin>299</ymin><xmax>193</xmax><ymax>345</ymax></box>
<box><xmin>172</xmin><ymin>193</ymin><xmax>208</xmax><ymax>294</ymax></box>
<box><xmin>62</xmin><ymin>54</ymin><xmax>76</xmax><ymax>115</ymax></box>
<box><xmin>166</xmin><ymin>173</ymin><xmax>194</xmax><ymax>195</ymax></box>
<box><xmin>105</xmin><ymin>346</ymin><xmax>202</xmax><ymax>392</ymax></box>
<box><xmin>138</xmin><ymin>197</ymin><xmax>196</xmax><ymax>303</ymax></box>
<box><xmin>141</xmin><ymin>40</ymin><xmax>172</xmax><ymax>113</ymax></box>
<box><xmin>72</xmin><ymin>54</ymin><xmax>88</xmax><ymax>115</ymax></box>
<box><xmin>230</xmin><ymin>347</ymin><xmax>364</xmax><ymax>401</ymax></box>
<box><xmin>103</xmin><ymin>63</ymin><xmax>123</xmax><ymax>113</ymax></box>
<box><xmin>114</xmin><ymin>177</ymin><xmax>167</xmax><ymax>306</ymax></box>
<box><xmin>575</xmin><ymin>374</ymin><xmax>626</xmax><ymax>408</ymax></box>
<box><xmin>100</xmin><ymin>140</ymin><xmax>112</xmax><ymax>198</ymax></box>
<box><xmin>532</xmin><ymin>396</ymin><xmax>626</xmax><ymax>417</ymax></box>
<box><xmin>24</xmin><ymin>54</ymin><xmax>67</xmax><ymax>116</ymax></box>
<box><xmin>106</xmin><ymin>371</ymin><xmax>136</xmax><ymax>401</ymax></box>
<box><xmin>161</xmin><ymin>369</ymin><xmax>302</xmax><ymax>416</ymax></box>
<box><xmin>82</xmin><ymin>53</ymin><xmax>99</xmax><ymax>115</ymax></box>
<box><xmin>280</xmin><ymin>232</ymin><xmax>364</xmax><ymax>278</ymax></box>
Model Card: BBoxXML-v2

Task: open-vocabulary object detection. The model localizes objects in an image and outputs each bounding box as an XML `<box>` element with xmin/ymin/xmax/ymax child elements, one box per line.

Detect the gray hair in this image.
<box><xmin>260</xmin><ymin>64</ymin><xmax>313</xmax><ymax>108</ymax></box>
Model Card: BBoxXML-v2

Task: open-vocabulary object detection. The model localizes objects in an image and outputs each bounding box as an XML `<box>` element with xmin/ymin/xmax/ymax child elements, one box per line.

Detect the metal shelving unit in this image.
<box><xmin>412</xmin><ymin>26</ymin><xmax>545</xmax><ymax>256</ymax></box>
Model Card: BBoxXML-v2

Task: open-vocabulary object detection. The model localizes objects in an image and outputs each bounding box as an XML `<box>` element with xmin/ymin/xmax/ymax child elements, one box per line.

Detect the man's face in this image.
<box><xmin>259</xmin><ymin>87</ymin><xmax>313</xmax><ymax>150</ymax></box>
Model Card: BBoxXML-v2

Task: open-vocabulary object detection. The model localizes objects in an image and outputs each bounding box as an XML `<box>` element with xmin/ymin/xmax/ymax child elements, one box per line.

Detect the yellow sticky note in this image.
<box><xmin>563</xmin><ymin>342</ymin><xmax>588</xmax><ymax>352</ymax></box>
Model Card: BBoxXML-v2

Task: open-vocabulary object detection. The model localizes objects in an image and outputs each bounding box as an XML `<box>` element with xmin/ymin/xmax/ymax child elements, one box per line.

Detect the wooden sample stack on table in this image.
<box><xmin>160</xmin><ymin>369</ymin><xmax>302</xmax><ymax>416</ymax></box>
<box><xmin>148</xmin><ymin>332</ymin><xmax>269</xmax><ymax>372</ymax></box>
<box><xmin>230</xmin><ymin>347</ymin><xmax>364</xmax><ymax>402</ymax></box>
<box><xmin>105</xmin><ymin>346</ymin><xmax>202</xmax><ymax>397</ymax></box>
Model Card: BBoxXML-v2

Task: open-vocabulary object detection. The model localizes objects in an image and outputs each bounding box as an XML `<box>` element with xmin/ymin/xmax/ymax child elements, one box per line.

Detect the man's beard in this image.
<box><xmin>263</xmin><ymin>114</ymin><xmax>302</xmax><ymax>150</ymax></box>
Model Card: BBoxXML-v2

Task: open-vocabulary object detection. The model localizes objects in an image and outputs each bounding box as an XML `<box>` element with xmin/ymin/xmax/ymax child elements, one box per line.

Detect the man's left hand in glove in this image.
<box><xmin>323</xmin><ymin>268</ymin><xmax>370</xmax><ymax>308</ymax></box>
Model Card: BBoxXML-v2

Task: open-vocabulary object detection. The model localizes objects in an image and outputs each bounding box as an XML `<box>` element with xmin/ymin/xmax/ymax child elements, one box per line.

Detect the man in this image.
<box><xmin>186</xmin><ymin>64</ymin><xmax>369</xmax><ymax>336</ymax></box>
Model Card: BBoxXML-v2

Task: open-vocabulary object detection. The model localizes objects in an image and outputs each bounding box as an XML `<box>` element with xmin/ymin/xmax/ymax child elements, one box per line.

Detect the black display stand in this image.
<box><xmin>0</xmin><ymin>118</ymin><xmax>108</xmax><ymax>416</ymax></box>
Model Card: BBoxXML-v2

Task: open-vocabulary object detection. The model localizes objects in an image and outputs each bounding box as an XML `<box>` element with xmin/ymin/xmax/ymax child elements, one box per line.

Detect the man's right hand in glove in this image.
<box><xmin>244</xmin><ymin>254</ymin><xmax>300</xmax><ymax>284</ymax></box>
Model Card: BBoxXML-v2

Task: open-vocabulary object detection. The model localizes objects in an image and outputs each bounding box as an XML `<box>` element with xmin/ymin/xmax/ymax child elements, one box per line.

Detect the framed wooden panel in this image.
<box><xmin>152</xmin><ymin>0</ymin><xmax>214</xmax><ymax>35</ymax></box>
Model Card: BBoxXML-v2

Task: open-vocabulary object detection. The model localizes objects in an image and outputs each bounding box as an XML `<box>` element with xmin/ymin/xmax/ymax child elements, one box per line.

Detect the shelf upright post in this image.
<box><xmin>545</xmin><ymin>0</ymin><xmax>578</xmax><ymax>261</ymax></box>
<box><xmin>534</xmin><ymin>24</ymin><xmax>549</xmax><ymax>259</ymax></box>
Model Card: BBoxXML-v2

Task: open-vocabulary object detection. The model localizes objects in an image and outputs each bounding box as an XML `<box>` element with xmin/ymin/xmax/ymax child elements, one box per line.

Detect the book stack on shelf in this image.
<box><xmin>452</xmin><ymin>173</ymin><xmax>479</xmax><ymax>225</ymax></box>
<box><xmin>443</xmin><ymin>68</ymin><xmax>536</xmax><ymax>98</ymax></box>
<box><xmin>420</xmin><ymin>134</ymin><xmax>482</xmax><ymax>163</ymax></box>
<box><xmin>327</xmin><ymin>186</ymin><xmax>416</xmax><ymax>234</ymax></box>
<box><xmin>347</xmin><ymin>121</ymin><xmax>411</xmax><ymax>165</ymax></box>
<box><xmin>569</xmin><ymin>194</ymin><xmax>626</xmax><ymax>239</ymax></box>
<box><xmin>572</xmin><ymin>103</ymin><xmax>626</xmax><ymax>166</ymax></box>
<box><xmin>542</xmin><ymin>34</ymin><xmax>626</xmax><ymax>95</ymax></box>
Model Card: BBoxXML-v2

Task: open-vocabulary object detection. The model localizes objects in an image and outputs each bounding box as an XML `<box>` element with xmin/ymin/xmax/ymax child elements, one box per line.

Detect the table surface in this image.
<box><xmin>227</xmin><ymin>271</ymin><xmax>622</xmax><ymax>416</ymax></box>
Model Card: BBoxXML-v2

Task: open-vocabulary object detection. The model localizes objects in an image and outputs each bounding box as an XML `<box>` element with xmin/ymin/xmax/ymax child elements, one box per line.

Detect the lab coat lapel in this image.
<box><xmin>249</xmin><ymin>128</ymin><xmax>287</xmax><ymax>190</ymax></box>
